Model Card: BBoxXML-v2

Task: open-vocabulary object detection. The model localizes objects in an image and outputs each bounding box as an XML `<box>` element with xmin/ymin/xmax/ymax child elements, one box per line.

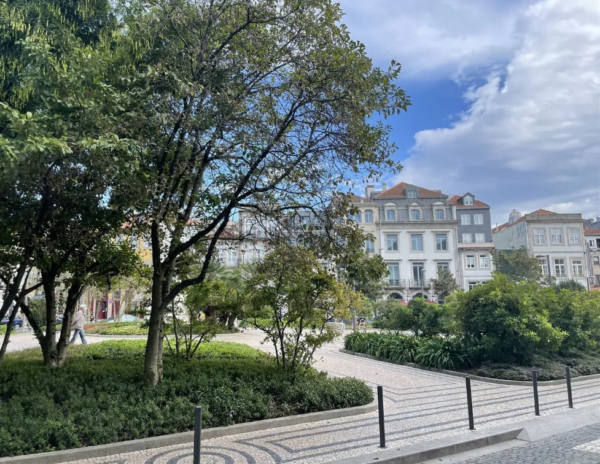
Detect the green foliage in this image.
<box><xmin>339</xmin><ymin>252</ymin><xmax>388</xmax><ymax>300</ymax></box>
<box><xmin>345</xmin><ymin>332</ymin><xmax>420</xmax><ymax>364</ymax></box>
<box><xmin>0</xmin><ymin>341</ymin><xmax>371</xmax><ymax>457</ymax></box>
<box><xmin>414</xmin><ymin>337</ymin><xmax>468</xmax><ymax>370</ymax></box>
<box><xmin>430</xmin><ymin>269</ymin><xmax>460</xmax><ymax>301</ymax></box>
<box><xmin>492</xmin><ymin>248</ymin><xmax>543</xmax><ymax>282</ymax></box>
<box><xmin>375</xmin><ymin>298</ymin><xmax>449</xmax><ymax>337</ymax></box>
<box><xmin>555</xmin><ymin>279</ymin><xmax>586</xmax><ymax>293</ymax></box>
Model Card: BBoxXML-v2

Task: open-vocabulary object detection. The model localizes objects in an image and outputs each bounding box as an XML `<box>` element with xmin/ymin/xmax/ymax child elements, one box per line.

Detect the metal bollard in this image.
<box><xmin>466</xmin><ymin>377</ymin><xmax>475</xmax><ymax>430</ymax></box>
<box><xmin>193</xmin><ymin>406</ymin><xmax>202</xmax><ymax>464</ymax></box>
<box><xmin>532</xmin><ymin>371</ymin><xmax>540</xmax><ymax>416</ymax></box>
<box><xmin>377</xmin><ymin>386</ymin><xmax>386</xmax><ymax>448</ymax></box>
<box><xmin>566</xmin><ymin>366</ymin><xmax>573</xmax><ymax>408</ymax></box>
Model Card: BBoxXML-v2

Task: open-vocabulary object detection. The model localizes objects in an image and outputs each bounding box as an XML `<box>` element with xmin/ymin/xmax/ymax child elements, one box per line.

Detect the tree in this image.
<box><xmin>116</xmin><ymin>0</ymin><xmax>409</xmax><ymax>384</ymax></box>
<box><xmin>245</xmin><ymin>245</ymin><xmax>352</xmax><ymax>374</ymax></box>
<box><xmin>340</xmin><ymin>251</ymin><xmax>388</xmax><ymax>301</ymax></box>
<box><xmin>555</xmin><ymin>279</ymin><xmax>586</xmax><ymax>293</ymax></box>
<box><xmin>493</xmin><ymin>248</ymin><xmax>542</xmax><ymax>283</ymax></box>
<box><xmin>431</xmin><ymin>269</ymin><xmax>460</xmax><ymax>302</ymax></box>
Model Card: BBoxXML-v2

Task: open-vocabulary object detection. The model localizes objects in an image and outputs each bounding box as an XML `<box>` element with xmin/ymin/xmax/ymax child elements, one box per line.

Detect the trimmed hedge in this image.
<box><xmin>0</xmin><ymin>340</ymin><xmax>372</xmax><ymax>458</ymax></box>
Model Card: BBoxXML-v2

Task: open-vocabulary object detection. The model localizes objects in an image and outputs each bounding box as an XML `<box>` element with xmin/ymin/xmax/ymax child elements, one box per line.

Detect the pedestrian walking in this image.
<box><xmin>69</xmin><ymin>306</ymin><xmax>88</xmax><ymax>345</ymax></box>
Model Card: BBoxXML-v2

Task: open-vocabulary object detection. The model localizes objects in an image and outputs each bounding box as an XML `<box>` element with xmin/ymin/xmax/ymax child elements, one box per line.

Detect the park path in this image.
<box><xmin>62</xmin><ymin>330</ymin><xmax>600</xmax><ymax>464</ymax></box>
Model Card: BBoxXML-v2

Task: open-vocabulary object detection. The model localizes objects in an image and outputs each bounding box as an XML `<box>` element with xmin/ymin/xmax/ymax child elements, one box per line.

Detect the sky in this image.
<box><xmin>339</xmin><ymin>0</ymin><xmax>600</xmax><ymax>226</ymax></box>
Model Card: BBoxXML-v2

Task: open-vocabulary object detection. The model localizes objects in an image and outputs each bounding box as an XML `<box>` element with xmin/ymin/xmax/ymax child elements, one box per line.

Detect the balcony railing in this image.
<box><xmin>409</xmin><ymin>279</ymin><xmax>431</xmax><ymax>288</ymax></box>
<box><xmin>387</xmin><ymin>279</ymin><xmax>406</xmax><ymax>288</ymax></box>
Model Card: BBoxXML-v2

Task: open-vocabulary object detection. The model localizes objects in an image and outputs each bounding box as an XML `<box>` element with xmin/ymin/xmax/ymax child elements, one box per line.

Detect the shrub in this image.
<box><xmin>345</xmin><ymin>332</ymin><xmax>421</xmax><ymax>363</ymax></box>
<box><xmin>374</xmin><ymin>298</ymin><xmax>449</xmax><ymax>337</ymax></box>
<box><xmin>415</xmin><ymin>337</ymin><xmax>469</xmax><ymax>370</ymax></box>
<box><xmin>0</xmin><ymin>340</ymin><xmax>372</xmax><ymax>457</ymax></box>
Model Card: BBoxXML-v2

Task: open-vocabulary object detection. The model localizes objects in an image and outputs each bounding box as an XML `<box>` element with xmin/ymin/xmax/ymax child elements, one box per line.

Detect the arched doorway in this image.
<box><xmin>389</xmin><ymin>292</ymin><xmax>403</xmax><ymax>300</ymax></box>
<box><xmin>413</xmin><ymin>293</ymin><xmax>429</xmax><ymax>300</ymax></box>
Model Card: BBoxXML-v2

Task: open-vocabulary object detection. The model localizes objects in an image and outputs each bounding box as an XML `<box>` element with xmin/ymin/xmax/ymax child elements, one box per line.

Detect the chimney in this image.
<box><xmin>365</xmin><ymin>184</ymin><xmax>374</xmax><ymax>199</ymax></box>
<box><xmin>382</xmin><ymin>182</ymin><xmax>387</xmax><ymax>191</ymax></box>
<box><xmin>508</xmin><ymin>209</ymin><xmax>522</xmax><ymax>225</ymax></box>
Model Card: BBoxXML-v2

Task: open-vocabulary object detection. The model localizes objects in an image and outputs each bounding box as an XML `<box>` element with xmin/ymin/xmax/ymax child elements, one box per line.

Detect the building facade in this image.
<box><xmin>350</xmin><ymin>182</ymin><xmax>460</xmax><ymax>302</ymax></box>
<box><xmin>448</xmin><ymin>193</ymin><xmax>495</xmax><ymax>290</ymax></box>
<box><xmin>585</xmin><ymin>228</ymin><xmax>600</xmax><ymax>288</ymax></box>
<box><xmin>492</xmin><ymin>209</ymin><xmax>589</xmax><ymax>288</ymax></box>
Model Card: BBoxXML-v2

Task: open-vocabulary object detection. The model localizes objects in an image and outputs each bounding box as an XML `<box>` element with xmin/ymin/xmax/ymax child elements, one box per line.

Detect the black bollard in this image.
<box><xmin>533</xmin><ymin>371</ymin><xmax>540</xmax><ymax>416</ymax></box>
<box><xmin>194</xmin><ymin>406</ymin><xmax>202</xmax><ymax>464</ymax></box>
<box><xmin>466</xmin><ymin>377</ymin><xmax>475</xmax><ymax>430</ymax></box>
<box><xmin>377</xmin><ymin>386</ymin><xmax>386</xmax><ymax>448</ymax></box>
<box><xmin>566</xmin><ymin>366</ymin><xmax>573</xmax><ymax>408</ymax></box>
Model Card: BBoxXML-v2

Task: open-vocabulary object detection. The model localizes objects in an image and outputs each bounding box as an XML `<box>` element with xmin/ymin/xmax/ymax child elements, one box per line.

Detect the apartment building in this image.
<box><xmin>350</xmin><ymin>182</ymin><xmax>460</xmax><ymax>302</ymax></box>
<box><xmin>585</xmin><ymin>228</ymin><xmax>600</xmax><ymax>287</ymax></box>
<box><xmin>492</xmin><ymin>209</ymin><xmax>589</xmax><ymax>288</ymax></box>
<box><xmin>449</xmin><ymin>193</ymin><xmax>495</xmax><ymax>290</ymax></box>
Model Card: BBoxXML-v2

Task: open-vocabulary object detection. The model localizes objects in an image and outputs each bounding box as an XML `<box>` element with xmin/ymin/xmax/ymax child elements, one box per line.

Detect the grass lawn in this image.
<box><xmin>0</xmin><ymin>340</ymin><xmax>372</xmax><ymax>458</ymax></box>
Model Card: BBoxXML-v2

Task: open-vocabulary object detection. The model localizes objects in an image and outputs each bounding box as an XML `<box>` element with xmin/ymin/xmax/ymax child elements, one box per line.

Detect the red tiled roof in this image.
<box><xmin>492</xmin><ymin>209</ymin><xmax>556</xmax><ymax>234</ymax></box>
<box><xmin>448</xmin><ymin>194</ymin><xmax>490</xmax><ymax>209</ymax></box>
<box><xmin>585</xmin><ymin>228</ymin><xmax>600</xmax><ymax>236</ymax></box>
<box><xmin>529</xmin><ymin>209</ymin><xmax>554</xmax><ymax>215</ymax></box>
<box><xmin>374</xmin><ymin>182</ymin><xmax>446</xmax><ymax>200</ymax></box>
<box><xmin>349</xmin><ymin>194</ymin><xmax>368</xmax><ymax>202</ymax></box>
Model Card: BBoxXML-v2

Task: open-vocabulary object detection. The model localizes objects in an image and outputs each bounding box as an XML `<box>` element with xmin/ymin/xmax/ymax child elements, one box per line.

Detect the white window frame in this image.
<box><xmin>554</xmin><ymin>258</ymin><xmax>566</xmax><ymax>277</ymax></box>
<box><xmin>386</xmin><ymin>209</ymin><xmax>396</xmax><ymax>221</ymax></box>
<box><xmin>568</xmin><ymin>228</ymin><xmax>581</xmax><ymax>245</ymax></box>
<box><xmin>411</xmin><ymin>209</ymin><xmax>421</xmax><ymax>221</ymax></box>
<box><xmin>533</xmin><ymin>228</ymin><xmax>546</xmax><ymax>245</ymax></box>
<box><xmin>468</xmin><ymin>281</ymin><xmax>478</xmax><ymax>290</ymax></box>
<box><xmin>435</xmin><ymin>233</ymin><xmax>448</xmax><ymax>251</ymax></box>
<box><xmin>407</xmin><ymin>190</ymin><xmax>417</xmax><ymax>198</ymax></box>
<box><xmin>411</xmin><ymin>234</ymin><xmax>424</xmax><ymax>252</ymax></box>
<box><xmin>461</xmin><ymin>214</ymin><xmax>471</xmax><ymax>225</ymax></box>
<box><xmin>474</xmin><ymin>214</ymin><xmax>484</xmax><ymax>225</ymax></box>
<box><xmin>464</xmin><ymin>196</ymin><xmax>474</xmax><ymax>205</ymax></box>
<box><xmin>437</xmin><ymin>262</ymin><xmax>450</xmax><ymax>274</ymax></box>
<box><xmin>466</xmin><ymin>255</ymin><xmax>476</xmax><ymax>269</ymax></box>
<box><xmin>551</xmin><ymin>228</ymin><xmax>563</xmax><ymax>244</ymax></box>
<box><xmin>479</xmin><ymin>255</ymin><xmax>490</xmax><ymax>269</ymax></box>
<box><xmin>365</xmin><ymin>239</ymin><xmax>375</xmax><ymax>253</ymax></box>
<box><xmin>538</xmin><ymin>257</ymin><xmax>549</xmax><ymax>275</ymax></box>
<box><xmin>387</xmin><ymin>263</ymin><xmax>400</xmax><ymax>286</ymax></box>
<box><xmin>594</xmin><ymin>256</ymin><xmax>600</xmax><ymax>265</ymax></box>
<box><xmin>435</xmin><ymin>209</ymin><xmax>445</xmax><ymax>220</ymax></box>
<box><xmin>462</xmin><ymin>233</ymin><xmax>473</xmax><ymax>243</ymax></box>
<box><xmin>572</xmin><ymin>260</ymin><xmax>584</xmax><ymax>277</ymax></box>
<box><xmin>364</xmin><ymin>209</ymin><xmax>374</xmax><ymax>223</ymax></box>
<box><xmin>386</xmin><ymin>234</ymin><xmax>398</xmax><ymax>251</ymax></box>
<box><xmin>475</xmin><ymin>233</ymin><xmax>486</xmax><ymax>243</ymax></box>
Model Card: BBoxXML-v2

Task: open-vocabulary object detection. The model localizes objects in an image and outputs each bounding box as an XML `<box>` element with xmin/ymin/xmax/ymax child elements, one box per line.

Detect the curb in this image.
<box><xmin>340</xmin><ymin>349</ymin><xmax>600</xmax><ymax>386</ymax></box>
<box><xmin>326</xmin><ymin>428</ymin><xmax>522</xmax><ymax>464</ymax></box>
<box><xmin>0</xmin><ymin>400</ymin><xmax>377</xmax><ymax>464</ymax></box>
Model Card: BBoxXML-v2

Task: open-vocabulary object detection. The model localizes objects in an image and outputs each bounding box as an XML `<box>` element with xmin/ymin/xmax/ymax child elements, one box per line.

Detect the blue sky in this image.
<box><xmin>339</xmin><ymin>0</ymin><xmax>600</xmax><ymax>226</ymax></box>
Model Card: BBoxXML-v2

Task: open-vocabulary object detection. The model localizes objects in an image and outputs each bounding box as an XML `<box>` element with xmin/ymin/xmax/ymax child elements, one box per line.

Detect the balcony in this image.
<box><xmin>409</xmin><ymin>279</ymin><xmax>431</xmax><ymax>288</ymax></box>
<box><xmin>387</xmin><ymin>279</ymin><xmax>406</xmax><ymax>288</ymax></box>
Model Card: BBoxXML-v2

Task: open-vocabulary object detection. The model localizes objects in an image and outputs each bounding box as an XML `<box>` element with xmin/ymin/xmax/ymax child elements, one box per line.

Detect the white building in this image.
<box><xmin>350</xmin><ymin>182</ymin><xmax>460</xmax><ymax>302</ymax></box>
<box><xmin>492</xmin><ymin>209</ymin><xmax>589</xmax><ymax>288</ymax></box>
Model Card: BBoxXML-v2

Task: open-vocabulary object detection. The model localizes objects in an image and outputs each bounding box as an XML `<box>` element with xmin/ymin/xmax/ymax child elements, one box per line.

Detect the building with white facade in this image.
<box><xmin>585</xmin><ymin>228</ymin><xmax>600</xmax><ymax>288</ymax></box>
<box><xmin>448</xmin><ymin>193</ymin><xmax>495</xmax><ymax>290</ymax></box>
<box><xmin>350</xmin><ymin>182</ymin><xmax>460</xmax><ymax>302</ymax></box>
<box><xmin>492</xmin><ymin>209</ymin><xmax>589</xmax><ymax>289</ymax></box>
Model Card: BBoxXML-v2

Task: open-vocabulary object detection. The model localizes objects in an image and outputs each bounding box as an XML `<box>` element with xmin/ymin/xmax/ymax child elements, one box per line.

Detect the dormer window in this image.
<box><xmin>464</xmin><ymin>196</ymin><xmax>474</xmax><ymax>205</ymax></box>
<box><xmin>411</xmin><ymin>209</ymin><xmax>421</xmax><ymax>221</ymax></box>
<box><xmin>407</xmin><ymin>190</ymin><xmax>417</xmax><ymax>198</ymax></box>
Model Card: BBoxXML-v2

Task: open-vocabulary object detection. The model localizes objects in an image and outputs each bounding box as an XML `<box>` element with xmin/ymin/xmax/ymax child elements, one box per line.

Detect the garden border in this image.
<box><xmin>0</xmin><ymin>399</ymin><xmax>377</xmax><ymax>464</ymax></box>
<box><xmin>340</xmin><ymin>349</ymin><xmax>600</xmax><ymax>386</ymax></box>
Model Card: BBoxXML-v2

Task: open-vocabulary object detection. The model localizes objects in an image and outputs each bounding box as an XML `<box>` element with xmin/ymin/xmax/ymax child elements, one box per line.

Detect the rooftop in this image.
<box><xmin>373</xmin><ymin>182</ymin><xmax>447</xmax><ymax>200</ymax></box>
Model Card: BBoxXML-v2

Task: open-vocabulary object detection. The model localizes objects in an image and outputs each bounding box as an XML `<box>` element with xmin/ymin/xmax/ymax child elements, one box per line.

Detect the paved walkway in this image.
<box><xmin>454</xmin><ymin>423</ymin><xmax>600</xmax><ymax>463</ymax></box>
<box><xmin>61</xmin><ymin>331</ymin><xmax>600</xmax><ymax>464</ymax></box>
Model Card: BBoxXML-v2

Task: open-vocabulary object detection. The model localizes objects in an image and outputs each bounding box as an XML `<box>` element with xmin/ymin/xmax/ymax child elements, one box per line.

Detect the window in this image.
<box><xmin>568</xmin><ymin>228</ymin><xmax>581</xmax><ymax>244</ymax></box>
<box><xmin>435</xmin><ymin>233</ymin><xmax>448</xmax><ymax>251</ymax></box>
<box><xmin>551</xmin><ymin>228</ymin><xmax>563</xmax><ymax>244</ymax></box>
<box><xmin>386</xmin><ymin>234</ymin><xmax>398</xmax><ymax>251</ymax></box>
<box><xmin>387</xmin><ymin>263</ymin><xmax>399</xmax><ymax>286</ymax></box>
<box><xmin>466</xmin><ymin>256</ymin><xmax>476</xmax><ymax>269</ymax></box>
<box><xmin>591</xmin><ymin>240</ymin><xmax>596</xmax><ymax>247</ymax></box>
<box><xmin>554</xmin><ymin>259</ymin><xmax>566</xmax><ymax>277</ymax></box>
<box><xmin>475</xmin><ymin>233</ymin><xmax>486</xmax><ymax>243</ymax></box>
<box><xmin>407</xmin><ymin>190</ymin><xmax>417</xmax><ymax>198</ymax></box>
<box><xmin>412</xmin><ymin>263</ymin><xmax>425</xmax><ymax>283</ymax></box>
<box><xmin>411</xmin><ymin>209</ymin><xmax>421</xmax><ymax>221</ymax></box>
<box><xmin>533</xmin><ymin>228</ymin><xmax>546</xmax><ymax>245</ymax></box>
<box><xmin>461</xmin><ymin>214</ymin><xmax>471</xmax><ymax>225</ymax></box>
<box><xmin>437</xmin><ymin>262</ymin><xmax>450</xmax><ymax>273</ymax></box>
<box><xmin>468</xmin><ymin>281</ymin><xmax>478</xmax><ymax>290</ymax></box>
<box><xmin>464</xmin><ymin>196</ymin><xmax>474</xmax><ymax>205</ymax></box>
<box><xmin>572</xmin><ymin>260</ymin><xmax>583</xmax><ymax>277</ymax></box>
<box><xmin>411</xmin><ymin>234</ymin><xmax>423</xmax><ymax>251</ymax></box>
<box><xmin>594</xmin><ymin>256</ymin><xmax>600</xmax><ymax>265</ymax></box>
<box><xmin>538</xmin><ymin>257</ymin><xmax>549</xmax><ymax>275</ymax></box>
<box><xmin>435</xmin><ymin>209</ymin><xmax>445</xmax><ymax>220</ymax></box>
<box><xmin>386</xmin><ymin>209</ymin><xmax>396</xmax><ymax>221</ymax></box>
<box><xmin>365</xmin><ymin>239</ymin><xmax>375</xmax><ymax>253</ymax></box>
<box><xmin>227</xmin><ymin>249</ymin><xmax>238</xmax><ymax>266</ymax></box>
<box><xmin>349</xmin><ymin>212</ymin><xmax>361</xmax><ymax>223</ymax></box>
<box><xmin>462</xmin><ymin>233</ymin><xmax>473</xmax><ymax>243</ymax></box>
<box><xmin>474</xmin><ymin>214</ymin><xmax>484</xmax><ymax>225</ymax></box>
<box><xmin>365</xmin><ymin>210</ymin><xmax>374</xmax><ymax>223</ymax></box>
<box><xmin>479</xmin><ymin>255</ymin><xmax>490</xmax><ymax>268</ymax></box>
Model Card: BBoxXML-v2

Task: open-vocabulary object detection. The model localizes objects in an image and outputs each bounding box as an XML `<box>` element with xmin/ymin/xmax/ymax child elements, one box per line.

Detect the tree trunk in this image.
<box><xmin>0</xmin><ymin>261</ymin><xmax>28</xmax><ymax>321</ymax></box>
<box><xmin>55</xmin><ymin>282</ymin><xmax>84</xmax><ymax>367</ymax></box>
<box><xmin>0</xmin><ymin>302</ymin><xmax>19</xmax><ymax>364</ymax></box>
<box><xmin>143</xmin><ymin>270</ymin><xmax>164</xmax><ymax>385</ymax></box>
<box><xmin>41</xmin><ymin>273</ymin><xmax>59</xmax><ymax>367</ymax></box>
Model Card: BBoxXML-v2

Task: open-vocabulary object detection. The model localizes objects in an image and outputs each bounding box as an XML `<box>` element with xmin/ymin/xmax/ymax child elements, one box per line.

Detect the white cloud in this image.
<box><xmin>396</xmin><ymin>0</ymin><xmax>600</xmax><ymax>224</ymax></box>
<box><xmin>338</xmin><ymin>0</ymin><xmax>524</xmax><ymax>79</ymax></box>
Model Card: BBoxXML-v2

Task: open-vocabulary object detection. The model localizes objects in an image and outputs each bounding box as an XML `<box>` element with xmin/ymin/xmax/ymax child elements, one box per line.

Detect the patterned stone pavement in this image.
<box><xmin>456</xmin><ymin>423</ymin><xmax>600</xmax><ymax>463</ymax></box>
<box><xmin>64</xmin><ymin>332</ymin><xmax>600</xmax><ymax>464</ymax></box>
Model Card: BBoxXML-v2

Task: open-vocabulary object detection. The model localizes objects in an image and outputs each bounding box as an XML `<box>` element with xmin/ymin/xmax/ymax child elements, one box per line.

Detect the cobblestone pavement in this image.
<box><xmin>456</xmin><ymin>423</ymin><xmax>600</xmax><ymax>463</ymax></box>
<box><xmin>55</xmin><ymin>331</ymin><xmax>600</xmax><ymax>464</ymax></box>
